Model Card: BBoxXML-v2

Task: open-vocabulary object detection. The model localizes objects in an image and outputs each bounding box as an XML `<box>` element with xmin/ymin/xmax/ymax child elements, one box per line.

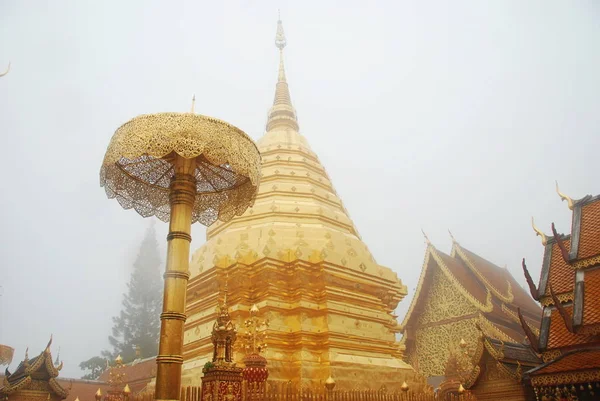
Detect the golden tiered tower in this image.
<box><xmin>182</xmin><ymin>18</ymin><xmax>416</xmax><ymax>390</ymax></box>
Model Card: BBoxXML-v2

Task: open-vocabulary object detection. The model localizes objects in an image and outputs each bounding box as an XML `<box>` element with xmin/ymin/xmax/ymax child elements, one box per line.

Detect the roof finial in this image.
<box><xmin>448</xmin><ymin>229</ymin><xmax>458</xmax><ymax>244</ymax></box>
<box><xmin>421</xmin><ymin>229</ymin><xmax>431</xmax><ymax>246</ymax></box>
<box><xmin>190</xmin><ymin>95</ymin><xmax>196</xmax><ymax>114</ymax></box>
<box><xmin>55</xmin><ymin>347</ymin><xmax>61</xmax><ymax>366</ymax></box>
<box><xmin>0</xmin><ymin>62</ymin><xmax>9</xmax><ymax>78</ymax></box>
<box><xmin>555</xmin><ymin>181</ymin><xmax>574</xmax><ymax>210</ymax></box>
<box><xmin>531</xmin><ymin>217</ymin><xmax>547</xmax><ymax>246</ymax></box>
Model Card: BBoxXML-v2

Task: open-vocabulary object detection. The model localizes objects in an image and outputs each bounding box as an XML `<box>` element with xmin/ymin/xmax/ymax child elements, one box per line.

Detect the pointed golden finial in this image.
<box><xmin>0</xmin><ymin>62</ymin><xmax>9</xmax><ymax>77</ymax></box>
<box><xmin>24</xmin><ymin>347</ymin><xmax>29</xmax><ymax>363</ymax></box>
<box><xmin>401</xmin><ymin>381</ymin><xmax>409</xmax><ymax>392</ymax></box>
<box><xmin>115</xmin><ymin>354</ymin><xmax>123</xmax><ymax>364</ymax></box>
<box><xmin>190</xmin><ymin>95</ymin><xmax>196</xmax><ymax>114</ymax></box>
<box><xmin>275</xmin><ymin>13</ymin><xmax>286</xmax><ymax>50</ymax></box>
<box><xmin>250</xmin><ymin>303</ymin><xmax>259</xmax><ymax>314</ymax></box>
<box><xmin>448</xmin><ymin>229</ymin><xmax>458</xmax><ymax>244</ymax></box>
<box><xmin>95</xmin><ymin>388</ymin><xmax>102</xmax><ymax>401</ymax></box>
<box><xmin>531</xmin><ymin>217</ymin><xmax>548</xmax><ymax>246</ymax></box>
<box><xmin>555</xmin><ymin>181</ymin><xmax>574</xmax><ymax>210</ymax></box>
<box><xmin>458</xmin><ymin>384</ymin><xmax>465</xmax><ymax>394</ymax></box>
<box><xmin>459</xmin><ymin>338</ymin><xmax>467</xmax><ymax>349</ymax></box>
<box><xmin>421</xmin><ymin>229</ymin><xmax>431</xmax><ymax>246</ymax></box>
<box><xmin>74</xmin><ymin>397</ymin><xmax>80</xmax><ymax>401</ymax></box>
<box><xmin>123</xmin><ymin>384</ymin><xmax>131</xmax><ymax>394</ymax></box>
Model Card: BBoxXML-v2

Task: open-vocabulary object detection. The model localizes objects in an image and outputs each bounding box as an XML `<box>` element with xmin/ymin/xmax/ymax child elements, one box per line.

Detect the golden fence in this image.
<box><xmin>132</xmin><ymin>382</ymin><xmax>475</xmax><ymax>401</ymax></box>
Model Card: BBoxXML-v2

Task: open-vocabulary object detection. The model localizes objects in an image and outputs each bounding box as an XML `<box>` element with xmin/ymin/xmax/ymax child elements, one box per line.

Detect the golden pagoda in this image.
<box><xmin>182</xmin><ymin>18</ymin><xmax>416</xmax><ymax>390</ymax></box>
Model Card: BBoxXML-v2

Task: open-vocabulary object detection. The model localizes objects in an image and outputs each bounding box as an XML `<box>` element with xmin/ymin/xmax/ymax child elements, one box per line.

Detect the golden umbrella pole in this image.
<box><xmin>156</xmin><ymin>155</ymin><xmax>196</xmax><ymax>399</ymax></box>
<box><xmin>100</xmin><ymin>111</ymin><xmax>261</xmax><ymax>401</ymax></box>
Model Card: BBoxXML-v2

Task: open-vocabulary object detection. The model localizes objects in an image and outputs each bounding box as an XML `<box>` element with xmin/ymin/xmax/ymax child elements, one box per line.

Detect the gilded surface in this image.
<box><xmin>412</xmin><ymin>318</ymin><xmax>480</xmax><ymax>377</ymax></box>
<box><xmin>182</xmin><ymin>19</ymin><xmax>412</xmax><ymax>391</ymax></box>
<box><xmin>417</xmin><ymin>267</ymin><xmax>479</xmax><ymax>326</ymax></box>
<box><xmin>100</xmin><ymin>113</ymin><xmax>261</xmax><ymax>225</ymax></box>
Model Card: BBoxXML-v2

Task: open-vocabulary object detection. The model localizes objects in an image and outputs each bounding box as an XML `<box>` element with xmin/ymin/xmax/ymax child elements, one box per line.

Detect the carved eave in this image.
<box><xmin>549</xmin><ymin>285</ymin><xmax>575</xmax><ymax>333</ymax></box>
<box><xmin>518</xmin><ymin>307</ymin><xmax>540</xmax><ymax>353</ymax></box>
<box><xmin>521</xmin><ymin>258</ymin><xmax>539</xmax><ymax>300</ymax></box>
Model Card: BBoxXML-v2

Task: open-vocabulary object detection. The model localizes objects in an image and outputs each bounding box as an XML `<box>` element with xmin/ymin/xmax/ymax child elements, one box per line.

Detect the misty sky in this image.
<box><xmin>1</xmin><ymin>1</ymin><xmax>599</xmax><ymax>378</ymax></box>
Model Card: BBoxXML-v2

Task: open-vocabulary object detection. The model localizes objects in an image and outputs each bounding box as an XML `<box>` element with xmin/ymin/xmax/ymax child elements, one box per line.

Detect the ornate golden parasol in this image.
<box><xmin>0</xmin><ymin>345</ymin><xmax>14</xmax><ymax>366</ymax></box>
<box><xmin>100</xmin><ymin>107</ymin><xmax>261</xmax><ymax>401</ymax></box>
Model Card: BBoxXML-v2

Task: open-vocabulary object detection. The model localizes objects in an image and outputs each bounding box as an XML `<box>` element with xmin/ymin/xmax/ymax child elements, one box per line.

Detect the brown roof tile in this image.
<box><xmin>578</xmin><ymin>200</ymin><xmax>600</xmax><ymax>260</ymax></box>
<box><xmin>583</xmin><ymin>268</ymin><xmax>600</xmax><ymax>325</ymax></box>
<box><xmin>457</xmin><ymin>247</ymin><xmax>511</xmax><ymax>297</ymax></box>
<box><xmin>436</xmin><ymin>250</ymin><xmax>489</xmax><ymax>306</ymax></box>
<box><xmin>544</xmin><ymin>239</ymin><xmax>574</xmax><ymax>296</ymax></box>
<box><xmin>547</xmin><ymin>307</ymin><xmax>596</xmax><ymax>349</ymax></box>
<box><xmin>530</xmin><ymin>349</ymin><xmax>600</xmax><ymax>375</ymax></box>
<box><xmin>56</xmin><ymin>378</ymin><xmax>111</xmax><ymax>401</ymax></box>
<box><xmin>457</xmin><ymin>246</ymin><xmax>541</xmax><ymax>316</ymax></box>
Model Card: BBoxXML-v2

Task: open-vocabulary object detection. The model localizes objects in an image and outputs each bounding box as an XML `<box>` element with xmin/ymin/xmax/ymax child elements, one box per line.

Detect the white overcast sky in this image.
<box><xmin>0</xmin><ymin>1</ymin><xmax>598</xmax><ymax>378</ymax></box>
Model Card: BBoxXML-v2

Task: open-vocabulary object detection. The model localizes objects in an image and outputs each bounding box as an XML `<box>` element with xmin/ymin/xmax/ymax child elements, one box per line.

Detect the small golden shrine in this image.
<box><xmin>183</xmin><ymin>16</ymin><xmax>417</xmax><ymax>391</ymax></box>
<box><xmin>200</xmin><ymin>290</ymin><xmax>243</xmax><ymax>401</ymax></box>
<box><xmin>0</xmin><ymin>338</ymin><xmax>68</xmax><ymax>401</ymax></box>
<box><xmin>519</xmin><ymin>186</ymin><xmax>600</xmax><ymax>400</ymax></box>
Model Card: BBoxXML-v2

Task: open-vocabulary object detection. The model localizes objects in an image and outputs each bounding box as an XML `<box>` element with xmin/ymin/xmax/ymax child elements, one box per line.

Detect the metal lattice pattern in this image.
<box><xmin>100</xmin><ymin>113</ymin><xmax>261</xmax><ymax>226</ymax></box>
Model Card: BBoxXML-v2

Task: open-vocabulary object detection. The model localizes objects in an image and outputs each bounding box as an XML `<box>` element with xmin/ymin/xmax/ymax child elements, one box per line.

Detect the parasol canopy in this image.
<box><xmin>100</xmin><ymin>112</ymin><xmax>261</xmax><ymax>226</ymax></box>
<box><xmin>0</xmin><ymin>345</ymin><xmax>14</xmax><ymax>365</ymax></box>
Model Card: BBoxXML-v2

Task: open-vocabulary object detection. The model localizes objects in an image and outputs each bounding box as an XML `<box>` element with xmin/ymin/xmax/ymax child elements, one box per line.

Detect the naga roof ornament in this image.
<box><xmin>531</xmin><ymin>217</ymin><xmax>548</xmax><ymax>246</ymax></box>
<box><xmin>555</xmin><ymin>181</ymin><xmax>574</xmax><ymax>210</ymax></box>
<box><xmin>0</xmin><ymin>62</ymin><xmax>9</xmax><ymax>77</ymax></box>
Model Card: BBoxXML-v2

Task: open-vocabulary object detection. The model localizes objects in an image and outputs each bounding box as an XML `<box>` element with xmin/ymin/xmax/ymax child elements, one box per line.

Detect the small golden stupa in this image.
<box><xmin>182</xmin><ymin>17</ymin><xmax>416</xmax><ymax>390</ymax></box>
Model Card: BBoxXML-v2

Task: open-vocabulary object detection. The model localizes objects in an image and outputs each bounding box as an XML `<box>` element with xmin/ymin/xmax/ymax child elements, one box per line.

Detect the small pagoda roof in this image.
<box><xmin>0</xmin><ymin>338</ymin><xmax>67</xmax><ymax>399</ymax></box>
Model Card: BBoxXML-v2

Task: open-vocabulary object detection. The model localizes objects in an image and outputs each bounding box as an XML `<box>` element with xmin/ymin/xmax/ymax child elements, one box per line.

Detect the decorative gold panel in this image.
<box><xmin>412</xmin><ymin>318</ymin><xmax>480</xmax><ymax>377</ymax></box>
<box><xmin>417</xmin><ymin>268</ymin><xmax>479</xmax><ymax>326</ymax></box>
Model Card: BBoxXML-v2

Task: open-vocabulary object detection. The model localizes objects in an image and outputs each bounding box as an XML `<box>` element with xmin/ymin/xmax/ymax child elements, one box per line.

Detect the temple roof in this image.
<box><xmin>0</xmin><ymin>339</ymin><xmax>67</xmax><ymax>399</ymax></box>
<box><xmin>97</xmin><ymin>357</ymin><xmax>156</xmax><ymax>394</ymax></box>
<box><xmin>188</xmin><ymin>18</ymin><xmax>405</xmax><ymax>291</ymax></box>
<box><xmin>402</xmin><ymin>239</ymin><xmax>541</xmax><ymax>341</ymax></box>
<box><xmin>520</xmin><ymin>189</ymin><xmax>600</xmax><ymax>354</ymax></box>
<box><xmin>534</xmin><ymin>193</ymin><xmax>600</xmax><ymax>304</ymax></box>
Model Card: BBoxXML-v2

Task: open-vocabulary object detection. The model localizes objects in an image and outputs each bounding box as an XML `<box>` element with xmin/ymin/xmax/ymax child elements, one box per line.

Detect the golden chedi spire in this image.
<box><xmin>184</xmin><ymin>14</ymin><xmax>414</xmax><ymax>392</ymax></box>
<box><xmin>266</xmin><ymin>17</ymin><xmax>299</xmax><ymax>132</ymax></box>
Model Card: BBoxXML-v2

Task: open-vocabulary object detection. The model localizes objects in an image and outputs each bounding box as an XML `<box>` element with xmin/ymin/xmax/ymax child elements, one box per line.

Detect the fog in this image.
<box><xmin>0</xmin><ymin>1</ymin><xmax>598</xmax><ymax>378</ymax></box>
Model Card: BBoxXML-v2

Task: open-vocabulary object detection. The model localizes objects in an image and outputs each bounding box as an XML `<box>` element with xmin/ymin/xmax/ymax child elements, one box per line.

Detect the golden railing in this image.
<box><xmin>131</xmin><ymin>382</ymin><xmax>474</xmax><ymax>401</ymax></box>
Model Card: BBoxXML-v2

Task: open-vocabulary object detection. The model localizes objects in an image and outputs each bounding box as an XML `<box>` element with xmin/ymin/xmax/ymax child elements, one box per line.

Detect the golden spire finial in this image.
<box><xmin>250</xmin><ymin>303</ymin><xmax>259</xmax><ymax>314</ymax></box>
<box><xmin>448</xmin><ymin>229</ymin><xmax>458</xmax><ymax>244</ymax></box>
<box><xmin>0</xmin><ymin>62</ymin><xmax>9</xmax><ymax>78</ymax></box>
<box><xmin>459</xmin><ymin>338</ymin><xmax>467</xmax><ymax>349</ymax></box>
<box><xmin>421</xmin><ymin>229</ymin><xmax>431</xmax><ymax>246</ymax></box>
<box><xmin>266</xmin><ymin>13</ymin><xmax>299</xmax><ymax>132</ymax></box>
<box><xmin>190</xmin><ymin>95</ymin><xmax>196</xmax><ymax>114</ymax></box>
<box><xmin>555</xmin><ymin>181</ymin><xmax>574</xmax><ymax>210</ymax></box>
<box><xmin>531</xmin><ymin>217</ymin><xmax>548</xmax><ymax>246</ymax></box>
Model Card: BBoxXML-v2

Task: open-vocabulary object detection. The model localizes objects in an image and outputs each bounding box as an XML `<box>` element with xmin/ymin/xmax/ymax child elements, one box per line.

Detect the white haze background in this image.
<box><xmin>0</xmin><ymin>1</ymin><xmax>599</xmax><ymax>378</ymax></box>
